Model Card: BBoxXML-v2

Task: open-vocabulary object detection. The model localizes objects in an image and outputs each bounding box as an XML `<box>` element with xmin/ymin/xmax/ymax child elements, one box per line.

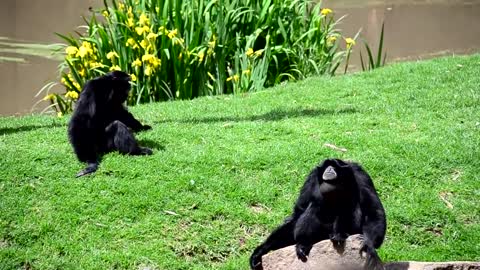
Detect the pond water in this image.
<box><xmin>0</xmin><ymin>0</ymin><xmax>479</xmax><ymax>116</ymax></box>
<box><xmin>323</xmin><ymin>0</ymin><xmax>480</xmax><ymax>70</ymax></box>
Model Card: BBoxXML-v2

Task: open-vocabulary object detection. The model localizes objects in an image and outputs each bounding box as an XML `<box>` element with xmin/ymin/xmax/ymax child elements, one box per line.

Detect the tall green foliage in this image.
<box><xmin>360</xmin><ymin>22</ymin><xmax>387</xmax><ymax>71</ymax></box>
<box><xmin>43</xmin><ymin>0</ymin><xmax>357</xmax><ymax>114</ymax></box>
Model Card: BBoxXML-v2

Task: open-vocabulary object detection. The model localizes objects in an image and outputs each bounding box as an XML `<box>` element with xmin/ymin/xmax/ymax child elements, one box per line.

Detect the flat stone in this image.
<box><xmin>384</xmin><ymin>262</ymin><xmax>480</xmax><ymax>270</ymax></box>
<box><xmin>260</xmin><ymin>234</ymin><xmax>480</xmax><ymax>270</ymax></box>
<box><xmin>262</xmin><ymin>234</ymin><xmax>374</xmax><ymax>270</ymax></box>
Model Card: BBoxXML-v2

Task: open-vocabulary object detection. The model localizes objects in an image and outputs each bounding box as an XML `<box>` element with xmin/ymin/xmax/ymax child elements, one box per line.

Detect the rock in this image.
<box><xmin>261</xmin><ymin>234</ymin><xmax>379</xmax><ymax>270</ymax></box>
<box><xmin>259</xmin><ymin>234</ymin><xmax>480</xmax><ymax>270</ymax></box>
<box><xmin>384</xmin><ymin>261</ymin><xmax>480</xmax><ymax>270</ymax></box>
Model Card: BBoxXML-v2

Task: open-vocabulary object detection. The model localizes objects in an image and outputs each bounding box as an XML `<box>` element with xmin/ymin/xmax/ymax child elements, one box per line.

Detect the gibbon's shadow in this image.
<box><xmin>332</xmin><ymin>241</ymin><xmax>346</xmax><ymax>254</ymax></box>
<box><xmin>383</xmin><ymin>262</ymin><xmax>410</xmax><ymax>270</ymax></box>
<box><xmin>0</xmin><ymin>122</ymin><xmax>65</xmax><ymax>136</ymax></box>
<box><xmin>137</xmin><ymin>139</ymin><xmax>165</xmax><ymax>151</ymax></box>
<box><xmin>156</xmin><ymin>107</ymin><xmax>357</xmax><ymax>124</ymax></box>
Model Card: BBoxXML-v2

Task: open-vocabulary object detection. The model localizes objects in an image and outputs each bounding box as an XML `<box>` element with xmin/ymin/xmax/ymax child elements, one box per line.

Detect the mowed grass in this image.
<box><xmin>1</xmin><ymin>54</ymin><xmax>479</xmax><ymax>269</ymax></box>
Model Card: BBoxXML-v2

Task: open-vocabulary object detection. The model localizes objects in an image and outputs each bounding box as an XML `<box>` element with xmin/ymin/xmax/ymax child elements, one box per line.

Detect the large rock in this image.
<box><xmin>384</xmin><ymin>262</ymin><xmax>480</xmax><ymax>270</ymax></box>
<box><xmin>262</xmin><ymin>234</ymin><xmax>377</xmax><ymax>270</ymax></box>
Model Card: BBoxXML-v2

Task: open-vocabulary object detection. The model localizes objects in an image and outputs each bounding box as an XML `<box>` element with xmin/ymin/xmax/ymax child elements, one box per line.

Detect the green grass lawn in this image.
<box><xmin>1</xmin><ymin>54</ymin><xmax>479</xmax><ymax>269</ymax></box>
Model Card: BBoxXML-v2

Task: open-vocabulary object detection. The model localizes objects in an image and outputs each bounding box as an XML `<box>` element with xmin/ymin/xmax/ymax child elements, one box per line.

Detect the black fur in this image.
<box><xmin>68</xmin><ymin>71</ymin><xmax>152</xmax><ymax>177</ymax></box>
<box><xmin>250</xmin><ymin>159</ymin><xmax>386</xmax><ymax>270</ymax></box>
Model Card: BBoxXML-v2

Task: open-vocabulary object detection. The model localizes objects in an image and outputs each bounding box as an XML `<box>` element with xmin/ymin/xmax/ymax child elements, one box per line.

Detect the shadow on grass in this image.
<box><xmin>137</xmin><ymin>139</ymin><xmax>166</xmax><ymax>151</ymax></box>
<box><xmin>0</xmin><ymin>122</ymin><xmax>65</xmax><ymax>136</ymax></box>
<box><xmin>156</xmin><ymin>107</ymin><xmax>358</xmax><ymax>124</ymax></box>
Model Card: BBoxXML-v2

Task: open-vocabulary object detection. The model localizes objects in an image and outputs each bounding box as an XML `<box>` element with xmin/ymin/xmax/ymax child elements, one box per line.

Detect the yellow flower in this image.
<box><xmin>321</xmin><ymin>8</ymin><xmax>333</xmax><ymax>16</ymax></box>
<box><xmin>135</xmin><ymin>26</ymin><xmax>150</xmax><ymax>35</ymax></box>
<box><xmin>127</xmin><ymin>7</ymin><xmax>134</xmax><ymax>18</ymax></box>
<box><xmin>65</xmin><ymin>91</ymin><xmax>79</xmax><ymax>100</ymax></box>
<box><xmin>102</xmin><ymin>10</ymin><xmax>109</xmax><ymax>17</ymax></box>
<box><xmin>57</xmin><ymin>112</ymin><xmax>63</xmax><ymax>118</ymax></box>
<box><xmin>142</xmin><ymin>53</ymin><xmax>154</xmax><ymax>63</ymax></box>
<box><xmin>126</xmin><ymin>38</ymin><xmax>140</xmax><ymax>50</ymax></box>
<box><xmin>168</xmin><ymin>29</ymin><xmax>178</xmax><ymax>39</ymax></box>
<box><xmin>140</xmin><ymin>39</ymin><xmax>148</xmax><ymax>49</ymax></box>
<box><xmin>150</xmin><ymin>57</ymin><xmax>161</xmax><ymax>68</ymax></box>
<box><xmin>345</xmin><ymin>37</ymin><xmax>356</xmax><ymax>49</ymax></box>
<box><xmin>127</xmin><ymin>18</ymin><xmax>135</xmax><ymax>28</ymax></box>
<box><xmin>327</xmin><ymin>36</ymin><xmax>337</xmax><ymax>46</ymax></box>
<box><xmin>131</xmin><ymin>74</ymin><xmax>137</xmax><ymax>82</ymax></box>
<box><xmin>78</xmin><ymin>68</ymin><xmax>86</xmax><ymax>77</ymax></box>
<box><xmin>76</xmin><ymin>41</ymin><xmax>94</xmax><ymax>58</ymax></box>
<box><xmin>226</xmin><ymin>74</ymin><xmax>239</xmax><ymax>82</ymax></box>
<box><xmin>145</xmin><ymin>66</ymin><xmax>152</xmax><ymax>76</ymax></box>
<box><xmin>77</xmin><ymin>46</ymin><xmax>89</xmax><ymax>58</ymax></box>
<box><xmin>73</xmin><ymin>82</ymin><xmax>81</xmax><ymax>90</ymax></box>
<box><xmin>147</xmin><ymin>32</ymin><xmax>158</xmax><ymax>40</ymax></box>
<box><xmin>126</xmin><ymin>38</ymin><xmax>136</xmax><ymax>47</ymax></box>
<box><xmin>43</xmin><ymin>93</ymin><xmax>55</xmax><ymax>101</ymax></box>
<box><xmin>208</xmin><ymin>35</ymin><xmax>216</xmax><ymax>48</ymax></box>
<box><xmin>198</xmin><ymin>50</ymin><xmax>205</xmax><ymax>62</ymax></box>
<box><xmin>118</xmin><ymin>2</ymin><xmax>125</xmax><ymax>10</ymax></box>
<box><xmin>65</xmin><ymin>46</ymin><xmax>78</xmax><ymax>56</ymax></box>
<box><xmin>132</xmin><ymin>58</ymin><xmax>142</xmax><ymax>67</ymax></box>
<box><xmin>89</xmin><ymin>62</ymin><xmax>105</xmax><ymax>69</ymax></box>
<box><xmin>110</xmin><ymin>65</ymin><xmax>121</xmax><ymax>71</ymax></box>
<box><xmin>254</xmin><ymin>49</ymin><xmax>263</xmax><ymax>57</ymax></box>
<box><xmin>82</xmin><ymin>41</ymin><xmax>93</xmax><ymax>50</ymax></box>
<box><xmin>142</xmin><ymin>54</ymin><xmax>161</xmax><ymax>68</ymax></box>
<box><xmin>246</xmin><ymin>48</ymin><xmax>254</xmax><ymax>57</ymax></box>
<box><xmin>139</xmin><ymin>13</ymin><xmax>149</xmax><ymax>26</ymax></box>
<box><xmin>106</xmin><ymin>51</ymin><xmax>119</xmax><ymax>60</ymax></box>
<box><xmin>242</xmin><ymin>69</ymin><xmax>251</xmax><ymax>76</ymax></box>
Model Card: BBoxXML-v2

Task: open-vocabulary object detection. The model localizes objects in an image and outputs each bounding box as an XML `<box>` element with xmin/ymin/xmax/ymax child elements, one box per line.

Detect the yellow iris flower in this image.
<box><xmin>345</xmin><ymin>37</ymin><xmax>356</xmax><ymax>49</ymax></box>
<box><xmin>147</xmin><ymin>32</ymin><xmax>158</xmax><ymax>40</ymax></box>
<box><xmin>132</xmin><ymin>58</ymin><xmax>142</xmax><ymax>67</ymax></box>
<box><xmin>109</xmin><ymin>65</ymin><xmax>121</xmax><ymax>71</ymax></box>
<box><xmin>65</xmin><ymin>91</ymin><xmax>79</xmax><ymax>100</ymax></box>
<box><xmin>135</xmin><ymin>26</ymin><xmax>150</xmax><ymax>35</ymax></box>
<box><xmin>227</xmin><ymin>74</ymin><xmax>240</xmax><ymax>82</ymax></box>
<box><xmin>139</xmin><ymin>13</ymin><xmax>149</xmax><ymax>26</ymax></box>
<box><xmin>321</xmin><ymin>8</ymin><xmax>333</xmax><ymax>16</ymax></box>
<box><xmin>198</xmin><ymin>50</ymin><xmax>205</xmax><ymax>62</ymax></box>
<box><xmin>145</xmin><ymin>66</ymin><xmax>152</xmax><ymax>76</ymax></box>
<box><xmin>327</xmin><ymin>36</ymin><xmax>337</xmax><ymax>46</ymax></box>
<box><xmin>127</xmin><ymin>18</ymin><xmax>135</xmax><ymax>28</ymax></box>
<box><xmin>167</xmin><ymin>29</ymin><xmax>178</xmax><ymax>39</ymax></box>
<box><xmin>65</xmin><ymin>46</ymin><xmax>78</xmax><ymax>56</ymax></box>
<box><xmin>107</xmin><ymin>51</ymin><xmax>119</xmax><ymax>60</ymax></box>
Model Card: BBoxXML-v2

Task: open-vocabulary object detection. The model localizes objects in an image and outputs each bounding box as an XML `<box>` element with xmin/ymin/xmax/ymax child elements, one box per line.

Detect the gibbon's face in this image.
<box><xmin>109</xmin><ymin>71</ymin><xmax>131</xmax><ymax>103</ymax></box>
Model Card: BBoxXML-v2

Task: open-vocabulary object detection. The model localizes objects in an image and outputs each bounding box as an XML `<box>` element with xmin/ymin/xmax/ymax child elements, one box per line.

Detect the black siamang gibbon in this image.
<box><xmin>68</xmin><ymin>71</ymin><xmax>153</xmax><ymax>177</ymax></box>
<box><xmin>250</xmin><ymin>159</ymin><xmax>386</xmax><ymax>270</ymax></box>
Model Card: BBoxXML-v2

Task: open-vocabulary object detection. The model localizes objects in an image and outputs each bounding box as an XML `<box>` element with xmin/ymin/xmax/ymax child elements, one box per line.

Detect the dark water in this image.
<box><xmin>1</xmin><ymin>0</ymin><xmax>480</xmax><ymax>115</ymax></box>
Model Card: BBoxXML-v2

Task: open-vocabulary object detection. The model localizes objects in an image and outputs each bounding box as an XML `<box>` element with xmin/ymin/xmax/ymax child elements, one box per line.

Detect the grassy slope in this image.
<box><xmin>1</xmin><ymin>54</ymin><xmax>479</xmax><ymax>269</ymax></box>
